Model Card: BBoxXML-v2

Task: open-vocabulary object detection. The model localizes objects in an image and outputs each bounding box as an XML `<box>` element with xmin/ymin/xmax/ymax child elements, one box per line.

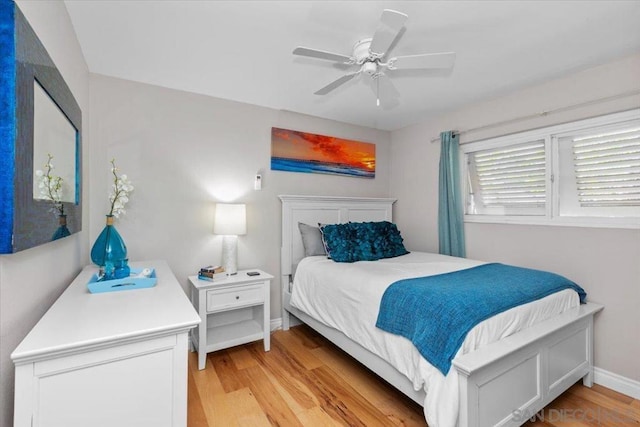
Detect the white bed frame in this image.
<box><xmin>279</xmin><ymin>195</ymin><xmax>603</xmax><ymax>427</ymax></box>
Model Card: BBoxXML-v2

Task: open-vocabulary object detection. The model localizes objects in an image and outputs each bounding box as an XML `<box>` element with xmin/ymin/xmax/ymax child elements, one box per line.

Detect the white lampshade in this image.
<box><xmin>214</xmin><ymin>203</ymin><xmax>246</xmax><ymax>236</ymax></box>
<box><xmin>214</xmin><ymin>203</ymin><xmax>246</xmax><ymax>275</ymax></box>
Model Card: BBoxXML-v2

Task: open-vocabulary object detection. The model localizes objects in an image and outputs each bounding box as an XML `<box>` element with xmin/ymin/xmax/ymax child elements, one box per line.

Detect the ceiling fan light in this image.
<box><xmin>363</xmin><ymin>61</ymin><xmax>377</xmax><ymax>75</ymax></box>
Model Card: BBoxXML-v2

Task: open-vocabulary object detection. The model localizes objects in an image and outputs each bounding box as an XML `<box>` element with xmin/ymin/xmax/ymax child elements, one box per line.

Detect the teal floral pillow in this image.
<box><xmin>319</xmin><ymin>221</ymin><xmax>409</xmax><ymax>263</ymax></box>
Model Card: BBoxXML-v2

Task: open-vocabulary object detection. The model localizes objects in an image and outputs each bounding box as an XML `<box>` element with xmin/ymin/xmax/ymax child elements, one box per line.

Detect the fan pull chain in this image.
<box><xmin>376</xmin><ymin>77</ymin><xmax>380</xmax><ymax>107</ymax></box>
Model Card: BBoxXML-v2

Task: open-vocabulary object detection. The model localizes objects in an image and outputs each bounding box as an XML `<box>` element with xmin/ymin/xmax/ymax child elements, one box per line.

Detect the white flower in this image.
<box><xmin>108</xmin><ymin>159</ymin><xmax>133</xmax><ymax>219</ymax></box>
<box><xmin>36</xmin><ymin>154</ymin><xmax>64</xmax><ymax>216</ymax></box>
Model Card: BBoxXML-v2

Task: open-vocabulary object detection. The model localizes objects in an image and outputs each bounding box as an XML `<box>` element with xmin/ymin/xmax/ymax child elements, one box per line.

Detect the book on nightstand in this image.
<box><xmin>198</xmin><ymin>265</ymin><xmax>226</xmax><ymax>281</ymax></box>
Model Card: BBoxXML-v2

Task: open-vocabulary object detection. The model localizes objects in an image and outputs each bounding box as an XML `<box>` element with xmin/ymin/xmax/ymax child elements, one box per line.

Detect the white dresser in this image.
<box><xmin>11</xmin><ymin>260</ymin><xmax>200</xmax><ymax>427</ymax></box>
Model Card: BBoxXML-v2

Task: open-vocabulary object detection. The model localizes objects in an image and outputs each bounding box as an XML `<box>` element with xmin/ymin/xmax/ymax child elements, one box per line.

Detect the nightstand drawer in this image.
<box><xmin>206</xmin><ymin>284</ymin><xmax>263</xmax><ymax>312</ymax></box>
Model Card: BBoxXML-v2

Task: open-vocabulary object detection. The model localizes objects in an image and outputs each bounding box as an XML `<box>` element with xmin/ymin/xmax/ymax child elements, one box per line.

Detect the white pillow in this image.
<box><xmin>298</xmin><ymin>222</ymin><xmax>326</xmax><ymax>257</ymax></box>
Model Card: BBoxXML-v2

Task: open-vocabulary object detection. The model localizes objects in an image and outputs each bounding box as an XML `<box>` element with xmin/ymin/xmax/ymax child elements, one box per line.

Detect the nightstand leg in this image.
<box><xmin>264</xmin><ymin>330</ymin><xmax>270</xmax><ymax>352</ymax></box>
<box><xmin>264</xmin><ymin>282</ymin><xmax>270</xmax><ymax>351</ymax></box>
<box><xmin>198</xmin><ymin>350</ymin><xmax>206</xmax><ymax>370</ymax></box>
<box><xmin>189</xmin><ymin>288</ymin><xmax>197</xmax><ymax>352</ymax></box>
<box><xmin>197</xmin><ymin>320</ymin><xmax>207</xmax><ymax>369</ymax></box>
<box><xmin>198</xmin><ymin>289</ymin><xmax>207</xmax><ymax>370</ymax></box>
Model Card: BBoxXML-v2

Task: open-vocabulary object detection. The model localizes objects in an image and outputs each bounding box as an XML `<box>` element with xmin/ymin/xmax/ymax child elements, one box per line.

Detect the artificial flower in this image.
<box><xmin>35</xmin><ymin>154</ymin><xmax>64</xmax><ymax>216</ymax></box>
<box><xmin>108</xmin><ymin>159</ymin><xmax>134</xmax><ymax>218</ymax></box>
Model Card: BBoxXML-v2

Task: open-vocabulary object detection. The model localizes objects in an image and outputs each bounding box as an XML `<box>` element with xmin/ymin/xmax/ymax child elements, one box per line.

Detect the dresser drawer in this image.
<box><xmin>206</xmin><ymin>284</ymin><xmax>264</xmax><ymax>312</ymax></box>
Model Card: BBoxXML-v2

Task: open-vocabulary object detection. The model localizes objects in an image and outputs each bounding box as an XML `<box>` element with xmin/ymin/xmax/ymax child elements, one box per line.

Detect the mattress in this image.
<box><xmin>289</xmin><ymin>252</ymin><xmax>580</xmax><ymax>427</ymax></box>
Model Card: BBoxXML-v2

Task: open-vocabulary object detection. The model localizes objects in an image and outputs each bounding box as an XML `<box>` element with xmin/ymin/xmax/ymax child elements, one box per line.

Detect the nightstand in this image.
<box><xmin>188</xmin><ymin>270</ymin><xmax>273</xmax><ymax>370</ymax></box>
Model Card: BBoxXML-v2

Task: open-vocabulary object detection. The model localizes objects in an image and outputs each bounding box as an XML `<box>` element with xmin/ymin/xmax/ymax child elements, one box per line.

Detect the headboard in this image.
<box><xmin>279</xmin><ymin>195</ymin><xmax>397</xmax><ymax>279</ymax></box>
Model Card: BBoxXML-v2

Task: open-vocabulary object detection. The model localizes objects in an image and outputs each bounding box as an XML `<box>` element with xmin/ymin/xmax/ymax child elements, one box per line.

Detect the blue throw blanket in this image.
<box><xmin>375</xmin><ymin>263</ymin><xmax>586</xmax><ymax>375</ymax></box>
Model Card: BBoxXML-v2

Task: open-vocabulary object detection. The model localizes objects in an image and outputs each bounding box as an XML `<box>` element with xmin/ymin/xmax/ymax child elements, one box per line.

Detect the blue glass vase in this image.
<box><xmin>91</xmin><ymin>215</ymin><xmax>127</xmax><ymax>280</ymax></box>
<box><xmin>51</xmin><ymin>215</ymin><xmax>71</xmax><ymax>241</ymax></box>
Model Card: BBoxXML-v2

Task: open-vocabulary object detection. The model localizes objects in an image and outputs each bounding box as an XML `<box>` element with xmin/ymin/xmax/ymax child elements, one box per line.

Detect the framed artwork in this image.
<box><xmin>271</xmin><ymin>127</ymin><xmax>375</xmax><ymax>178</ymax></box>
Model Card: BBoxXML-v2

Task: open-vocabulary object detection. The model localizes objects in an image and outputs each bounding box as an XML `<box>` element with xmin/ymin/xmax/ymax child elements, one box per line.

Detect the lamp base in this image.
<box><xmin>221</xmin><ymin>235</ymin><xmax>238</xmax><ymax>275</ymax></box>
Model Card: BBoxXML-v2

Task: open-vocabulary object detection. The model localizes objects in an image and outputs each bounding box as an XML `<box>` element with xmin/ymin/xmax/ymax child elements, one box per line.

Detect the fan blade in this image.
<box><xmin>377</xmin><ymin>74</ymin><xmax>400</xmax><ymax>99</ymax></box>
<box><xmin>293</xmin><ymin>47</ymin><xmax>353</xmax><ymax>63</ymax></box>
<box><xmin>369</xmin><ymin>9</ymin><xmax>408</xmax><ymax>56</ymax></box>
<box><xmin>314</xmin><ymin>72</ymin><xmax>359</xmax><ymax>95</ymax></box>
<box><xmin>389</xmin><ymin>52</ymin><xmax>456</xmax><ymax>70</ymax></box>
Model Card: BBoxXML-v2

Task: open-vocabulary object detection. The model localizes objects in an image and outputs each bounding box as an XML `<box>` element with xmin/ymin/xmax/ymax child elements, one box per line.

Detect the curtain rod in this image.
<box><xmin>429</xmin><ymin>89</ymin><xmax>640</xmax><ymax>144</ymax></box>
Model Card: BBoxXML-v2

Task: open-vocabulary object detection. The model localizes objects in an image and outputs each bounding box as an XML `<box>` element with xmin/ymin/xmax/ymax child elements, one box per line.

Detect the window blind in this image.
<box><xmin>572</xmin><ymin>127</ymin><xmax>640</xmax><ymax>207</ymax></box>
<box><xmin>469</xmin><ymin>140</ymin><xmax>546</xmax><ymax>211</ymax></box>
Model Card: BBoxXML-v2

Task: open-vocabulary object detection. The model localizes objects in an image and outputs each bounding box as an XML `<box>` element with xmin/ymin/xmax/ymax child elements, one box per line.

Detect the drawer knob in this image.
<box><xmin>236</xmin><ymin>296</ymin><xmax>239</xmax><ymax>300</ymax></box>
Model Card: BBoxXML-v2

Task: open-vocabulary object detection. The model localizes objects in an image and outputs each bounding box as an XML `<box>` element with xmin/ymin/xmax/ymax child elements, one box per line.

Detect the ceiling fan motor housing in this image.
<box><xmin>353</xmin><ymin>38</ymin><xmax>375</xmax><ymax>62</ymax></box>
<box><xmin>353</xmin><ymin>39</ymin><xmax>380</xmax><ymax>75</ymax></box>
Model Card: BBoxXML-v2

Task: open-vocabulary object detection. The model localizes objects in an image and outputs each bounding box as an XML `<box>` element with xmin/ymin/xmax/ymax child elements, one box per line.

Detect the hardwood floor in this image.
<box><xmin>188</xmin><ymin>325</ymin><xmax>640</xmax><ymax>426</ymax></box>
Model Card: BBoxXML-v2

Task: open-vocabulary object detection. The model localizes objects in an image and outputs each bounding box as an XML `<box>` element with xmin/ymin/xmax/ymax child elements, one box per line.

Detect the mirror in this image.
<box><xmin>0</xmin><ymin>3</ymin><xmax>82</xmax><ymax>253</ymax></box>
<box><xmin>32</xmin><ymin>80</ymin><xmax>78</xmax><ymax>204</ymax></box>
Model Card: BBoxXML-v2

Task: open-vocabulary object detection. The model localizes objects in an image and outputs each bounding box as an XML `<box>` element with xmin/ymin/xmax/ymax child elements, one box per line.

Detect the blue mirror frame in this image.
<box><xmin>0</xmin><ymin>1</ymin><xmax>82</xmax><ymax>253</ymax></box>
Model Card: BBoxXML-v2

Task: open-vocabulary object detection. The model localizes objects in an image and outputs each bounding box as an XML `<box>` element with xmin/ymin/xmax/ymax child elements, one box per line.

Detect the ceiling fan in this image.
<box><xmin>293</xmin><ymin>9</ymin><xmax>456</xmax><ymax>106</ymax></box>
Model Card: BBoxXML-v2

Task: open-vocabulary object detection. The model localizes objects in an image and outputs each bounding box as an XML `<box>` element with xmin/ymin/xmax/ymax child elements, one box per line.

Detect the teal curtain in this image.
<box><xmin>438</xmin><ymin>131</ymin><xmax>466</xmax><ymax>257</ymax></box>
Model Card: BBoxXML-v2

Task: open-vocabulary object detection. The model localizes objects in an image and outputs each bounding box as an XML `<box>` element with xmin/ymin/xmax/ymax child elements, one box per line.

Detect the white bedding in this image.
<box><xmin>289</xmin><ymin>252</ymin><xmax>580</xmax><ymax>427</ymax></box>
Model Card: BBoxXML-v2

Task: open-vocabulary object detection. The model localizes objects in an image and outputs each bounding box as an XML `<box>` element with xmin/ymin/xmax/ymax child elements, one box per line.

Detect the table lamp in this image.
<box><xmin>213</xmin><ymin>203</ymin><xmax>246</xmax><ymax>275</ymax></box>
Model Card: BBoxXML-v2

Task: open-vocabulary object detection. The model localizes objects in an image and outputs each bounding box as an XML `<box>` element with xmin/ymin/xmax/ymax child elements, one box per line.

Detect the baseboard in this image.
<box><xmin>270</xmin><ymin>318</ymin><xmax>282</xmax><ymax>331</ymax></box>
<box><xmin>270</xmin><ymin>316</ymin><xmax>301</xmax><ymax>331</ymax></box>
<box><xmin>594</xmin><ymin>367</ymin><xmax>640</xmax><ymax>399</ymax></box>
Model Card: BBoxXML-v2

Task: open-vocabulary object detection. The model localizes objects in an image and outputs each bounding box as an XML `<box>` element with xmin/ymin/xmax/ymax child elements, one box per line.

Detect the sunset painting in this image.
<box><xmin>271</xmin><ymin>128</ymin><xmax>375</xmax><ymax>178</ymax></box>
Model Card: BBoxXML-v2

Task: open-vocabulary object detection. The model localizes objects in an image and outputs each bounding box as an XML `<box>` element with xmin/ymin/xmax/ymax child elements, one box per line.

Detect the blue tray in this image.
<box><xmin>87</xmin><ymin>268</ymin><xmax>157</xmax><ymax>293</ymax></box>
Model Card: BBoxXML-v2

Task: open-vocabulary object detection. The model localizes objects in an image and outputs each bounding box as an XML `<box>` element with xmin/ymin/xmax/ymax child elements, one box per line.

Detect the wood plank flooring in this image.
<box><xmin>188</xmin><ymin>325</ymin><xmax>640</xmax><ymax>426</ymax></box>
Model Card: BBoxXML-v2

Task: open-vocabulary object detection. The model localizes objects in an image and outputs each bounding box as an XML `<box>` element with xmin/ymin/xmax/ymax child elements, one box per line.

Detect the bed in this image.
<box><xmin>279</xmin><ymin>195</ymin><xmax>603</xmax><ymax>427</ymax></box>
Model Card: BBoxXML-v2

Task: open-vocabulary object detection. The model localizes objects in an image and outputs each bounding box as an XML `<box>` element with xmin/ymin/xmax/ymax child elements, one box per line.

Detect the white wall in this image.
<box><xmin>89</xmin><ymin>74</ymin><xmax>391</xmax><ymax>322</ymax></box>
<box><xmin>0</xmin><ymin>2</ymin><xmax>90</xmax><ymax>426</ymax></box>
<box><xmin>390</xmin><ymin>53</ymin><xmax>640</xmax><ymax>382</ymax></box>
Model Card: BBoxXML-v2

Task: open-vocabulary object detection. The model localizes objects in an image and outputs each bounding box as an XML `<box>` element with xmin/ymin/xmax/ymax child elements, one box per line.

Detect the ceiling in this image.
<box><xmin>63</xmin><ymin>1</ymin><xmax>640</xmax><ymax>131</ymax></box>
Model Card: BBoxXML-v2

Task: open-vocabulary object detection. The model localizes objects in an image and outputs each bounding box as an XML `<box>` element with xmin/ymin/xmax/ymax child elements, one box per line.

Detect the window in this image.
<box><xmin>556</xmin><ymin>122</ymin><xmax>640</xmax><ymax>218</ymax></box>
<box><xmin>467</xmin><ymin>139</ymin><xmax>547</xmax><ymax>216</ymax></box>
<box><xmin>462</xmin><ymin>109</ymin><xmax>640</xmax><ymax>228</ymax></box>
